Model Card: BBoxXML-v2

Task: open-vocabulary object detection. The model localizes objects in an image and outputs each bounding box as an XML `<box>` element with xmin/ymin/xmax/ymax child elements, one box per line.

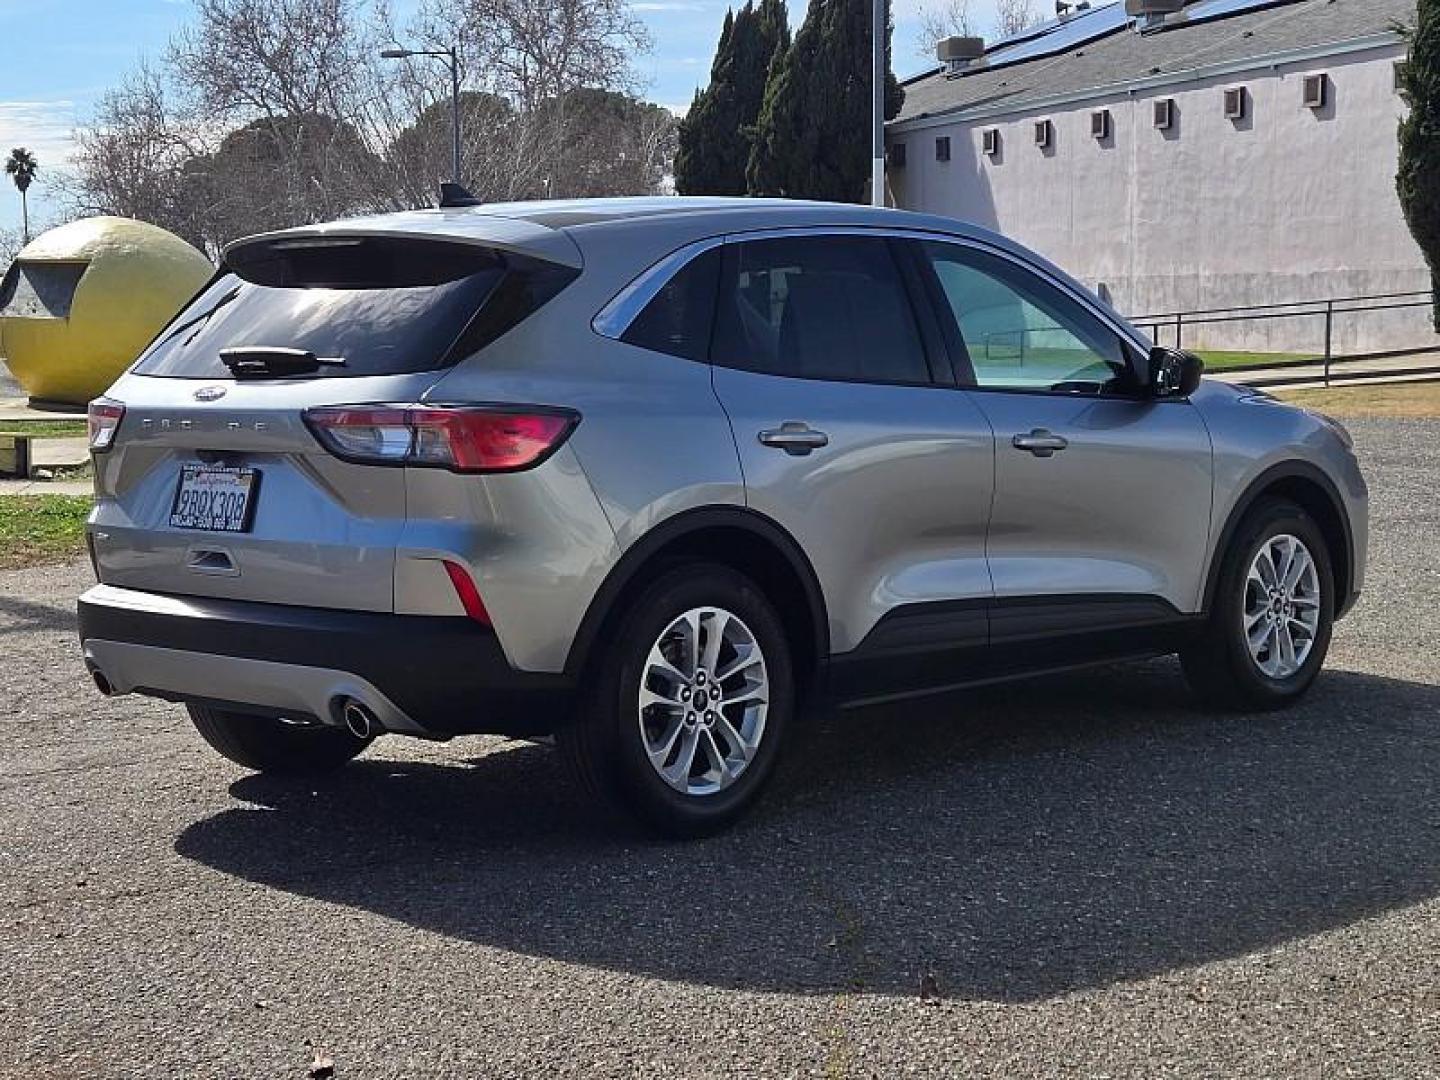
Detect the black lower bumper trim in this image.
<box><xmin>78</xmin><ymin>589</ymin><xmax>573</xmax><ymax>736</ymax></box>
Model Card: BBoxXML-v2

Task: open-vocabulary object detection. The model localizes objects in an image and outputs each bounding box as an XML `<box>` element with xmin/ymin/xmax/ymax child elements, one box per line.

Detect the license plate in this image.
<box><xmin>170</xmin><ymin>464</ymin><xmax>260</xmax><ymax>532</ymax></box>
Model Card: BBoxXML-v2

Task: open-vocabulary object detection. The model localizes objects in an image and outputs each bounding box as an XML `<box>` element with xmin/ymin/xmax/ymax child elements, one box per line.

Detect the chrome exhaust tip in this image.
<box><xmin>340</xmin><ymin>699</ymin><xmax>380</xmax><ymax>740</ymax></box>
<box><xmin>90</xmin><ymin>668</ymin><xmax>114</xmax><ymax>696</ymax></box>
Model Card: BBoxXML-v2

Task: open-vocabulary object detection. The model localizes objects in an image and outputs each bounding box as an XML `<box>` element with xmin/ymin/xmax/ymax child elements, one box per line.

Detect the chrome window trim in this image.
<box><xmin>591</xmin><ymin>236</ymin><xmax>727</xmax><ymax>340</ymax></box>
<box><xmin>591</xmin><ymin>225</ymin><xmax>1151</xmax><ymax>359</ymax></box>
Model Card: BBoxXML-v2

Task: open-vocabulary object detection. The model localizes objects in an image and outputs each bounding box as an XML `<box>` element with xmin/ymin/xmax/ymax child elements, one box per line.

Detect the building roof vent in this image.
<box><xmin>1125</xmin><ymin>0</ymin><xmax>1186</xmax><ymax>29</ymax></box>
<box><xmin>937</xmin><ymin>36</ymin><xmax>986</xmax><ymax>76</ymax></box>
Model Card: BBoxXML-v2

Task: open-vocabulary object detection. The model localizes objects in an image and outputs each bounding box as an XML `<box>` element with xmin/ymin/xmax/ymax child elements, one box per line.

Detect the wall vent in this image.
<box><xmin>1091</xmin><ymin>109</ymin><xmax>1111</xmax><ymax>139</ymax></box>
<box><xmin>1034</xmin><ymin>119</ymin><xmax>1053</xmax><ymax>149</ymax></box>
<box><xmin>1153</xmin><ymin>98</ymin><xmax>1175</xmax><ymax>130</ymax></box>
<box><xmin>983</xmin><ymin>128</ymin><xmax>1001</xmax><ymax>156</ymax></box>
<box><xmin>1224</xmin><ymin>86</ymin><xmax>1247</xmax><ymax>121</ymax></box>
<box><xmin>888</xmin><ymin>142</ymin><xmax>907</xmax><ymax>167</ymax></box>
<box><xmin>1302</xmin><ymin>73</ymin><xmax>1328</xmax><ymax>109</ymax></box>
<box><xmin>935</xmin><ymin>136</ymin><xmax>951</xmax><ymax>162</ymax></box>
<box><xmin>1396</xmin><ymin>60</ymin><xmax>1409</xmax><ymax>93</ymax></box>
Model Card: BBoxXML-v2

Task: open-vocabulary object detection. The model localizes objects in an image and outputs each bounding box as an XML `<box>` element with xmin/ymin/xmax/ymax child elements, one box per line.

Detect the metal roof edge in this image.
<box><xmin>901</xmin><ymin>64</ymin><xmax>944</xmax><ymax>86</ymax></box>
<box><xmin>888</xmin><ymin>30</ymin><xmax>1403</xmax><ymax>134</ymax></box>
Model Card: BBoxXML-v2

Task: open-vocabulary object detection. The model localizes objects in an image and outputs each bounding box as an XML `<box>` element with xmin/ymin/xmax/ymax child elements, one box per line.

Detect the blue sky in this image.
<box><xmin>0</xmin><ymin>0</ymin><xmax>1012</xmax><ymax>232</ymax></box>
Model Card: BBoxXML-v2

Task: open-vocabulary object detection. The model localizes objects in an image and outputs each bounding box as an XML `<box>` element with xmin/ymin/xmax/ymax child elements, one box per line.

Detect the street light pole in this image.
<box><xmin>380</xmin><ymin>45</ymin><xmax>463</xmax><ymax>186</ymax></box>
<box><xmin>447</xmin><ymin>47</ymin><xmax>461</xmax><ymax>187</ymax></box>
<box><xmin>871</xmin><ymin>0</ymin><xmax>885</xmax><ymax>207</ymax></box>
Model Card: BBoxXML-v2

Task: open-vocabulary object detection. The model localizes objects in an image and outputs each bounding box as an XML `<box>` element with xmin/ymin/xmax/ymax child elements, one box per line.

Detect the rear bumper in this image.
<box><xmin>77</xmin><ymin>584</ymin><xmax>573</xmax><ymax>737</ymax></box>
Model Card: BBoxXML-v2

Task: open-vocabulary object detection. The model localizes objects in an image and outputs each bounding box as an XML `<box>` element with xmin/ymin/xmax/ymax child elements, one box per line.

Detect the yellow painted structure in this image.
<box><xmin>0</xmin><ymin>217</ymin><xmax>213</xmax><ymax>404</ymax></box>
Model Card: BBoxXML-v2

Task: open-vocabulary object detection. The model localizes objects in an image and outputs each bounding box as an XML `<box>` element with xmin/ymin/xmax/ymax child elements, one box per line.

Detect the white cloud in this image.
<box><xmin>0</xmin><ymin>100</ymin><xmax>78</xmax><ymax>169</ymax></box>
<box><xmin>0</xmin><ymin>100</ymin><xmax>79</xmax><ymax>233</ymax></box>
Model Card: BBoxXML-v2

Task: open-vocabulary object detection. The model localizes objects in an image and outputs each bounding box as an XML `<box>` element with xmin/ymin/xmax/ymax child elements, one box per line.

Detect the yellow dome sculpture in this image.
<box><xmin>0</xmin><ymin>216</ymin><xmax>213</xmax><ymax>405</ymax></box>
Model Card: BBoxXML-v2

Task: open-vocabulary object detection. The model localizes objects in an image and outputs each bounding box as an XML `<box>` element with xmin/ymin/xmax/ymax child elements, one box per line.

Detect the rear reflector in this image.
<box><xmin>443</xmin><ymin>560</ymin><xmax>492</xmax><ymax>625</ymax></box>
<box><xmin>303</xmin><ymin>404</ymin><xmax>578</xmax><ymax>473</ymax></box>
<box><xmin>87</xmin><ymin>398</ymin><xmax>125</xmax><ymax>452</ymax></box>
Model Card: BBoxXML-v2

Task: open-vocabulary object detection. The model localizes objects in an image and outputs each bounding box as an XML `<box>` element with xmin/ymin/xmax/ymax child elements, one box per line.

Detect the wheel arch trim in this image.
<box><xmin>1202</xmin><ymin>460</ymin><xmax>1356</xmax><ymax>617</ymax></box>
<box><xmin>563</xmin><ymin>506</ymin><xmax>831</xmax><ymax>680</ymax></box>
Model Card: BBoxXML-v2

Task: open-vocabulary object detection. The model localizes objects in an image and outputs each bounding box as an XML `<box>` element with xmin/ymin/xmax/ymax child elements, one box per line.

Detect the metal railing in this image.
<box><xmin>1130</xmin><ymin>290</ymin><xmax>1438</xmax><ymax>387</ymax></box>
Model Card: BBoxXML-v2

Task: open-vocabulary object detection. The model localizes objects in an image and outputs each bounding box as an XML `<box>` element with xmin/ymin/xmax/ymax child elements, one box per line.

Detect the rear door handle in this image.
<box><xmin>1011</xmin><ymin>429</ymin><xmax>1069</xmax><ymax>457</ymax></box>
<box><xmin>758</xmin><ymin>422</ymin><xmax>829</xmax><ymax>456</ymax></box>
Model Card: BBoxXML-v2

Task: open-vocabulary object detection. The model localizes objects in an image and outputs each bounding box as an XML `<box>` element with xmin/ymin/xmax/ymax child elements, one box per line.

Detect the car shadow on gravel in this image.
<box><xmin>0</xmin><ymin>594</ymin><xmax>78</xmax><ymax>636</ymax></box>
<box><xmin>175</xmin><ymin>659</ymin><xmax>1440</xmax><ymax>1002</ymax></box>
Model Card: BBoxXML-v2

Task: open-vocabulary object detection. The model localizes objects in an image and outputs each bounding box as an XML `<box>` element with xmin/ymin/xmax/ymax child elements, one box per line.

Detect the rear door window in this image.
<box><xmin>710</xmin><ymin>235</ymin><xmax>930</xmax><ymax>385</ymax></box>
<box><xmin>133</xmin><ymin>237</ymin><xmax>556</xmax><ymax>379</ymax></box>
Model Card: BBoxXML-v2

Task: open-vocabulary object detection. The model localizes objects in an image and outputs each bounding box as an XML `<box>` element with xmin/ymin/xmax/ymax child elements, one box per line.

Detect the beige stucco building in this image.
<box><xmin>886</xmin><ymin>0</ymin><xmax>1425</xmax><ymax>354</ymax></box>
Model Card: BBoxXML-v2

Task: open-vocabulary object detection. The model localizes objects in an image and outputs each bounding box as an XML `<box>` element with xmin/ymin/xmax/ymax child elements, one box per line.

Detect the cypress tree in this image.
<box><xmin>1399</xmin><ymin>1</ymin><xmax>1440</xmax><ymax>330</ymax></box>
<box><xmin>747</xmin><ymin>0</ymin><xmax>904</xmax><ymax>201</ymax></box>
<box><xmin>676</xmin><ymin>0</ymin><xmax>790</xmax><ymax>195</ymax></box>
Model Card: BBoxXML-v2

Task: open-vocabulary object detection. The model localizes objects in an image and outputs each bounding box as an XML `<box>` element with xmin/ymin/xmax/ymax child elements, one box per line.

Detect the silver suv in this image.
<box><xmin>77</xmin><ymin>197</ymin><xmax>1368</xmax><ymax>835</ymax></box>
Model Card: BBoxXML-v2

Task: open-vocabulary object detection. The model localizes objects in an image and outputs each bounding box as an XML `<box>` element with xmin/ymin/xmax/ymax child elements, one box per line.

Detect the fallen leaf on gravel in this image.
<box><xmin>919</xmin><ymin>970</ymin><xmax>941</xmax><ymax>1003</ymax></box>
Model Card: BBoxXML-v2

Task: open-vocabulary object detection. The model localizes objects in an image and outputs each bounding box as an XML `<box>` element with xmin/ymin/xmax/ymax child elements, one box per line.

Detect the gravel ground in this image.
<box><xmin>3</xmin><ymin>419</ymin><xmax>1439</xmax><ymax>1079</ymax></box>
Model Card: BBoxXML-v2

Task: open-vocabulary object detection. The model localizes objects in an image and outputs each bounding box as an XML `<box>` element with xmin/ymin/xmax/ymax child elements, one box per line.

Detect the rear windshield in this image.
<box><xmin>133</xmin><ymin>236</ymin><xmax>561</xmax><ymax>379</ymax></box>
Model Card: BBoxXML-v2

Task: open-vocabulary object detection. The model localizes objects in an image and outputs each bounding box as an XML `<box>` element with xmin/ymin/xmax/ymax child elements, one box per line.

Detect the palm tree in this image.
<box><xmin>5</xmin><ymin>148</ymin><xmax>39</xmax><ymax>245</ymax></box>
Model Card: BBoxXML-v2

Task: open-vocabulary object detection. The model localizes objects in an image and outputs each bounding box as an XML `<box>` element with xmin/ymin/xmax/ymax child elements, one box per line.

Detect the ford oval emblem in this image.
<box><xmin>194</xmin><ymin>385</ymin><xmax>227</xmax><ymax>402</ymax></box>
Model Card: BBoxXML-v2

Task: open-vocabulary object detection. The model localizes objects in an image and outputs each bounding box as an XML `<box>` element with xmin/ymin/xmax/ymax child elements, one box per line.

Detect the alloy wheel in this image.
<box><xmin>637</xmin><ymin>606</ymin><xmax>770</xmax><ymax>796</ymax></box>
<box><xmin>1242</xmin><ymin>533</ymin><xmax>1321</xmax><ymax>680</ymax></box>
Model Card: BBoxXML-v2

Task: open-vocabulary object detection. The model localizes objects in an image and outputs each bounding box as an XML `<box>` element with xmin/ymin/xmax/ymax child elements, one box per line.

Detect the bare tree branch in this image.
<box><xmin>916</xmin><ymin>0</ymin><xmax>975</xmax><ymax>58</ymax></box>
<box><xmin>994</xmin><ymin>0</ymin><xmax>1041</xmax><ymax>38</ymax></box>
<box><xmin>67</xmin><ymin>0</ymin><xmax>667</xmax><ymax>251</ymax></box>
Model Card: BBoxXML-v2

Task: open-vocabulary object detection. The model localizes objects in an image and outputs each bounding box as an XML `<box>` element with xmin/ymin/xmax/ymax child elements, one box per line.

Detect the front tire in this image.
<box><xmin>187</xmin><ymin>704</ymin><xmax>371</xmax><ymax>774</ymax></box>
<box><xmin>1181</xmin><ymin>497</ymin><xmax>1335</xmax><ymax>710</ymax></box>
<box><xmin>558</xmin><ymin>563</ymin><xmax>795</xmax><ymax>838</ymax></box>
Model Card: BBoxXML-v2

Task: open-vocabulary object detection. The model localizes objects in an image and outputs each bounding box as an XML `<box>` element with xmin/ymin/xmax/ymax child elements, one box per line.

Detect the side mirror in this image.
<box><xmin>1147</xmin><ymin>346</ymin><xmax>1203</xmax><ymax>399</ymax></box>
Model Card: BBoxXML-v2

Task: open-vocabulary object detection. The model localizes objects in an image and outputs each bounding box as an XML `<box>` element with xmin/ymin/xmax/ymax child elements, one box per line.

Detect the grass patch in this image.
<box><xmin>1275</xmin><ymin>380</ymin><xmax>1440</xmax><ymax>418</ymax></box>
<box><xmin>1193</xmin><ymin>350</ymin><xmax>1315</xmax><ymax>371</ymax></box>
<box><xmin>0</xmin><ymin>419</ymin><xmax>88</xmax><ymax>438</ymax></box>
<box><xmin>0</xmin><ymin>495</ymin><xmax>92</xmax><ymax>569</ymax></box>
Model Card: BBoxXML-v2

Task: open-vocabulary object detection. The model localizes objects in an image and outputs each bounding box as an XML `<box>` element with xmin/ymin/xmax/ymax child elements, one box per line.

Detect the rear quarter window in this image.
<box><xmin>619</xmin><ymin>247</ymin><xmax>722</xmax><ymax>362</ymax></box>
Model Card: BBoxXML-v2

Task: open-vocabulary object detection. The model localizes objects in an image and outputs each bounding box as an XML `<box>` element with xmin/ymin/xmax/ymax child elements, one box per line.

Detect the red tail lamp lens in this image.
<box><xmin>411</xmin><ymin>410</ymin><xmax>576</xmax><ymax>472</ymax></box>
<box><xmin>304</xmin><ymin>405</ymin><xmax>578</xmax><ymax>473</ymax></box>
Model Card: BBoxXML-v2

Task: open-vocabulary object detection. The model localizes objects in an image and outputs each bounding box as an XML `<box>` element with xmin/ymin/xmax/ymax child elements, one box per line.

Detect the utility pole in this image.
<box><xmin>872</xmin><ymin>0</ymin><xmax>886</xmax><ymax>207</ymax></box>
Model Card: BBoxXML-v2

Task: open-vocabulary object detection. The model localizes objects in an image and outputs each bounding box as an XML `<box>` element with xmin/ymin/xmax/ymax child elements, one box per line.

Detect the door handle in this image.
<box><xmin>758</xmin><ymin>422</ymin><xmax>829</xmax><ymax>456</ymax></box>
<box><xmin>1011</xmin><ymin>429</ymin><xmax>1069</xmax><ymax>458</ymax></box>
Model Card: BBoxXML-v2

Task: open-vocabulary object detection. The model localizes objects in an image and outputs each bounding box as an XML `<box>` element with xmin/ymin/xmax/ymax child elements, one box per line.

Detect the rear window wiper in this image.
<box><xmin>156</xmin><ymin>286</ymin><xmax>242</xmax><ymax>349</ymax></box>
<box><xmin>219</xmin><ymin>347</ymin><xmax>346</xmax><ymax>378</ymax></box>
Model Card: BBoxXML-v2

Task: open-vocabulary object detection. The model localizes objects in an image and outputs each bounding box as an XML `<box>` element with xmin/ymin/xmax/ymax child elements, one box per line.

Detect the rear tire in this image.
<box><xmin>558</xmin><ymin>563</ymin><xmax>794</xmax><ymax>838</ymax></box>
<box><xmin>186</xmin><ymin>704</ymin><xmax>371</xmax><ymax>774</ymax></box>
<box><xmin>1181</xmin><ymin>498</ymin><xmax>1335</xmax><ymax>710</ymax></box>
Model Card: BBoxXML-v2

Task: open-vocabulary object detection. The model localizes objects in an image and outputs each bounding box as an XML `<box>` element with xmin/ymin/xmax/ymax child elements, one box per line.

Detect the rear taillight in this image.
<box><xmin>303</xmin><ymin>405</ymin><xmax>578</xmax><ymax>473</ymax></box>
<box><xmin>87</xmin><ymin>399</ymin><xmax>125</xmax><ymax>452</ymax></box>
